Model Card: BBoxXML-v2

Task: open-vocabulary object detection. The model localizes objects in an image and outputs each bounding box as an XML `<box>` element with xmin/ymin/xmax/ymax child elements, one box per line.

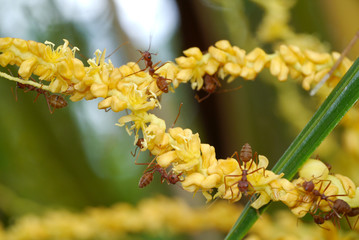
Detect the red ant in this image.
<box><xmin>15</xmin><ymin>82</ymin><xmax>67</xmax><ymax>114</ymax></box>
<box><xmin>142</xmin><ymin>55</ymin><xmax>172</xmax><ymax>94</ymax></box>
<box><xmin>312</xmin><ymin>199</ymin><xmax>352</xmax><ymax>230</ymax></box>
<box><xmin>48</xmin><ymin>94</ymin><xmax>68</xmax><ymax>110</ymax></box>
<box><xmin>308</xmin><ymin>212</ymin><xmax>329</xmax><ymax>230</ymax></box>
<box><xmin>130</xmin><ymin>103</ymin><xmax>182</xmax><ymax>158</ymax></box>
<box><xmin>195</xmin><ymin>73</ymin><xmax>242</xmax><ymax>102</ymax></box>
<box><xmin>224</xmin><ymin>143</ymin><xmax>264</xmax><ymax>198</ymax></box>
<box><xmin>301</xmin><ymin>179</ymin><xmax>348</xmax><ymax>219</ymax></box>
<box><xmin>136</xmin><ymin>156</ymin><xmax>182</xmax><ymax>188</ymax></box>
<box><xmin>195</xmin><ymin>74</ymin><xmax>221</xmax><ymax>102</ymax></box>
<box><xmin>123</xmin><ymin>42</ymin><xmax>173</xmax><ymax>94</ymax></box>
<box><xmin>131</xmin><ymin>138</ymin><xmax>145</xmax><ymax>157</ymax></box>
<box><xmin>155</xmin><ymin>75</ymin><xmax>172</xmax><ymax>93</ymax></box>
<box><xmin>240</xmin><ymin>143</ymin><xmax>253</xmax><ymax>162</ymax></box>
<box><xmin>324</xmin><ymin>199</ymin><xmax>359</xmax><ymax>230</ymax></box>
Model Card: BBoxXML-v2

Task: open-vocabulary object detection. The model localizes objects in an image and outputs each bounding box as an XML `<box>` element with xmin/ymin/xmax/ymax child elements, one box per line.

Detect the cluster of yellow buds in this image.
<box><xmin>263</xmin><ymin>159</ymin><xmax>359</xmax><ymax>220</ymax></box>
<box><xmin>0</xmin><ymin>196</ymin><xmax>241</xmax><ymax>239</ymax></box>
<box><xmin>176</xmin><ymin>40</ymin><xmax>352</xmax><ymax>91</ymax></box>
<box><xmin>0</xmin><ymin>37</ymin><xmax>358</xmax><ymax>226</ymax></box>
<box><xmin>2</xmin><ymin>195</ymin><xmax>359</xmax><ymax>240</ymax></box>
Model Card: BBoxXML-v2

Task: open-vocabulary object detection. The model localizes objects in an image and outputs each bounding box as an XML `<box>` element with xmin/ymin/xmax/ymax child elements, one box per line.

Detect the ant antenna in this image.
<box><xmin>105</xmin><ymin>41</ymin><xmax>129</xmax><ymax>59</ymax></box>
<box><xmin>148</xmin><ymin>33</ymin><xmax>153</xmax><ymax>52</ymax></box>
<box><xmin>68</xmin><ymin>42</ymin><xmax>88</xmax><ymax>62</ymax></box>
<box><xmin>171</xmin><ymin>103</ymin><xmax>183</xmax><ymax>128</ymax></box>
<box><xmin>310</xmin><ymin>30</ymin><xmax>359</xmax><ymax>96</ymax></box>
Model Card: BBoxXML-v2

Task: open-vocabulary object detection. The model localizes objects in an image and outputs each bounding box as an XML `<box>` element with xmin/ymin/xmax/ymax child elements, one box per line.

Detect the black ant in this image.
<box><xmin>224</xmin><ymin>143</ymin><xmax>264</xmax><ymax>198</ymax></box>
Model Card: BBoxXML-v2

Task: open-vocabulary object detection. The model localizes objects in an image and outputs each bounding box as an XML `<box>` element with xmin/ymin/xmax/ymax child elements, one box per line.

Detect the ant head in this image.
<box><xmin>302</xmin><ymin>180</ymin><xmax>315</xmax><ymax>192</ymax></box>
<box><xmin>138</xmin><ymin>50</ymin><xmax>157</xmax><ymax>61</ymax></box>
<box><xmin>312</xmin><ymin>214</ymin><xmax>325</xmax><ymax>225</ymax></box>
<box><xmin>143</xmin><ymin>51</ymin><xmax>151</xmax><ymax>61</ymax></box>
<box><xmin>168</xmin><ymin>172</ymin><xmax>183</xmax><ymax>184</ymax></box>
<box><xmin>136</xmin><ymin>138</ymin><xmax>145</xmax><ymax>149</ymax></box>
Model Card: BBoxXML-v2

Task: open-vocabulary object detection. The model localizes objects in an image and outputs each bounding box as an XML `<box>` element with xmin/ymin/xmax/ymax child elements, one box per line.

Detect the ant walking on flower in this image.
<box><xmin>123</xmin><ymin>39</ymin><xmax>173</xmax><ymax>93</ymax></box>
<box><xmin>130</xmin><ymin>102</ymin><xmax>183</xmax><ymax>158</ymax></box>
<box><xmin>131</xmin><ymin>138</ymin><xmax>145</xmax><ymax>157</ymax></box>
<box><xmin>298</xmin><ymin>177</ymin><xmax>356</xmax><ymax>229</ymax></box>
<box><xmin>136</xmin><ymin>156</ymin><xmax>183</xmax><ymax>188</ymax></box>
<box><xmin>307</xmin><ymin>198</ymin><xmax>352</xmax><ymax>230</ymax></box>
<box><xmin>195</xmin><ymin>73</ymin><xmax>242</xmax><ymax>103</ymax></box>
<box><xmin>13</xmin><ymin>80</ymin><xmax>67</xmax><ymax>114</ymax></box>
<box><xmin>301</xmin><ymin>179</ymin><xmax>348</xmax><ymax>218</ymax></box>
<box><xmin>224</xmin><ymin>143</ymin><xmax>265</xmax><ymax>199</ymax></box>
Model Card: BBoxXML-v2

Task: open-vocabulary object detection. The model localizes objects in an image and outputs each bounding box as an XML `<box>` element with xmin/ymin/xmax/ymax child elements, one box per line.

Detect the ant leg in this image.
<box><xmin>245</xmin><ymin>178</ymin><xmax>258</xmax><ymax>195</ymax></box>
<box><xmin>34</xmin><ymin>92</ymin><xmax>41</xmax><ymax>103</ymax></box>
<box><xmin>10</xmin><ymin>86</ymin><xmax>18</xmax><ymax>102</ymax></box>
<box><xmin>131</xmin><ymin>147</ymin><xmax>139</xmax><ymax>157</ymax></box>
<box><xmin>253</xmin><ymin>152</ymin><xmax>265</xmax><ymax>176</ymax></box>
<box><xmin>230</xmin><ymin>151</ymin><xmax>245</xmax><ymax>172</ymax></box>
<box><xmin>43</xmin><ymin>93</ymin><xmax>53</xmax><ymax>114</ymax></box>
<box><xmin>353</xmin><ymin>215</ymin><xmax>359</xmax><ymax>229</ymax></box>
<box><xmin>344</xmin><ymin>215</ymin><xmax>353</xmax><ymax>229</ymax></box>
<box><xmin>195</xmin><ymin>92</ymin><xmax>211</xmax><ymax>103</ymax></box>
<box><xmin>134</xmin><ymin>152</ymin><xmax>154</xmax><ymax>166</ymax></box>
<box><xmin>224</xmin><ymin>175</ymin><xmax>242</xmax><ymax>199</ymax></box>
<box><xmin>140</xmin><ymin>156</ymin><xmax>159</xmax><ymax>174</ymax></box>
<box><xmin>152</xmin><ymin>61</ymin><xmax>169</xmax><ymax>73</ymax></box>
<box><xmin>230</xmin><ymin>151</ymin><xmax>240</xmax><ymax>161</ymax></box>
<box><xmin>247</xmin><ymin>167</ymin><xmax>265</xmax><ymax>176</ymax></box>
<box><xmin>105</xmin><ymin>41</ymin><xmax>129</xmax><ymax>59</ymax></box>
<box><xmin>216</xmin><ymin>86</ymin><xmax>243</xmax><ymax>94</ymax></box>
<box><xmin>171</xmin><ymin>103</ymin><xmax>183</xmax><ymax>128</ymax></box>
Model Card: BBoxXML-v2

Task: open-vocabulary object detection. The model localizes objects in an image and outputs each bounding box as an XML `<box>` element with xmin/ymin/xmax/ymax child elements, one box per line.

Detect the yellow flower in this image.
<box><xmin>168</xmin><ymin>128</ymin><xmax>201</xmax><ymax>172</ymax></box>
<box><xmin>175</xmin><ymin>47</ymin><xmax>218</xmax><ymax>90</ymax></box>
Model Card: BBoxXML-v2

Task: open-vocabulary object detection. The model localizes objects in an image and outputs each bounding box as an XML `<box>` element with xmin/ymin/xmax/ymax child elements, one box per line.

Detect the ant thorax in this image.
<box><xmin>222</xmin><ymin>154</ymin><xmax>274</xmax><ymax>201</ymax></box>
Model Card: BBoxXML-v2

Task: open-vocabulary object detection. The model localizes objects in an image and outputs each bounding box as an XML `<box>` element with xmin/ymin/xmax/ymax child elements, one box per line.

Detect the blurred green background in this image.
<box><xmin>0</xmin><ymin>0</ymin><xmax>359</xmax><ymax>238</ymax></box>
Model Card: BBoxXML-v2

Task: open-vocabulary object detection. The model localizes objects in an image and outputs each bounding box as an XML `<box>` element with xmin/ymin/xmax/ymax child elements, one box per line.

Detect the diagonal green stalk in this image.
<box><xmin>225</xmin><ymin>57</ymin><xmax>359</xmax><ymax>240</ymax></box>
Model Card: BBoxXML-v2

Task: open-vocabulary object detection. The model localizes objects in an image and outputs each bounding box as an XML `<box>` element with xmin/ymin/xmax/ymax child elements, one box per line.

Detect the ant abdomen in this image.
<box><xmin>240</xmin><ymin>143</ymin><xmax>252</xmax><ymax>163</ymax></box>
<box><xmin>48</xmin><ymin>95</ymin><xmax>68</xmax><ymax>109</ymax></box>
<box><xmin>139</xmin><ymin>172</ymin><xmax>154</xmax><ymax>188</ymax></box>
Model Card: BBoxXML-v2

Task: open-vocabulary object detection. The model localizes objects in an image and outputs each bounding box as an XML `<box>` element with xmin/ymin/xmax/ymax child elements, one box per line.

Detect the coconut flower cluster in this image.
<box><xmin>262</xmin><ymin>159</ymin><xmax>359</xmax><ymax>218</ymax></box>
<box><xmin>175</xmin><ymin>40</ymin><xmax>352</xmax><ymax>91</ymax></box>
<box><xmin>2</xmin><ymin>196</ymin><xmax>359</xmax><ymax>240</ymax></box>
<box><xmin>0</xmin><ymin>196</ymin><xmax>242</xmax><ymax>240</ymax></box>
<box><xmin>0</xmin><ymin>37</ymin><xmax>358</xmax><ymax>224</ymax></box>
